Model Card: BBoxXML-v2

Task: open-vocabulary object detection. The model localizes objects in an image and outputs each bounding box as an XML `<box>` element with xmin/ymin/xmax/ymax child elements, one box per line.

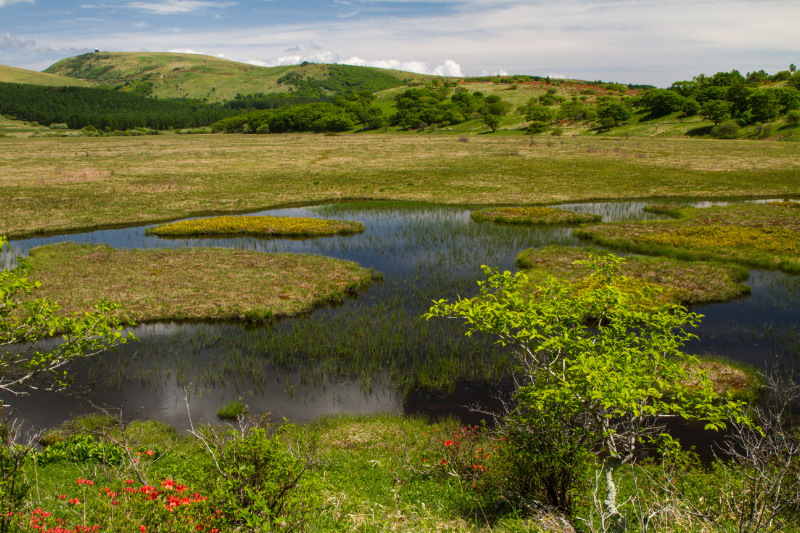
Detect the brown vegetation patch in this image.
<box><xmin>516</xmin><ymin>245</ymin><xmax>750</xmax><ymax>304</ymax></box>
<box><xmin>26</xmin><ymin>243</ymin><xmax>374</xmax><ymax>322</ymax></box>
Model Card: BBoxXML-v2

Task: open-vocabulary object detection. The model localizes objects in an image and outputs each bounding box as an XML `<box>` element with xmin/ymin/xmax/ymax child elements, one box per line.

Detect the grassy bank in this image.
<box><xmin>13</xmin><ymin>405</ymin><xmax>782</xmax><ymax>533</ymax></box>
<box><xmin>516</xmin><ymin>245</ymin><xmax>751</xmax><ymax>304</ymax></box>
<box><xmin>1</xmin><ymin>135</ymin><xmax>799</xmax><ymax>237</ymax></box>
<box><xmin>25</xmin><ymin>243</ymin><xmax>375</xmax><ymax>322</ymax></box>
<box><xmin>575</xmin><ymin>202</ymin><xmax>800</xmax><ymax>273</ymax></box>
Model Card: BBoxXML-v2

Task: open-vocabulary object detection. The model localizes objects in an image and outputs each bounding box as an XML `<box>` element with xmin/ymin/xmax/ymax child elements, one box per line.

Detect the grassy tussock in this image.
<box><xmin>575</xmin><ymin>202</ymin><xmax>800</xmax><ymax>273</ymax></box>
<box><xmin>471</xmin><ymin>206</ymin><xmax>601</xmax><ymax>225</ymax></box>
<box><xmin>25</xmin><ymin>243</ymin><xmax>374</xmax><ymax>322</ymax></box>
<box><xmin>516</xmin><ymin>245</ymin><xmax>750</xmax><ymax>304</ymax></box>
<box><xmin>147</xmin><ymin>215</ymin><xmax>364</xmax><ymax>237</ymax></box>
<box><xmin>1</xmin><ymin>135</ymin><xmax>799</xmax><ymax>237</ymax></box>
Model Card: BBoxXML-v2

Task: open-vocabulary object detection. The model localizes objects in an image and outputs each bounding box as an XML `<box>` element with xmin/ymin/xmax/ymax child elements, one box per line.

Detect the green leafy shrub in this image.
<box><xmin>200</xmin><ymin>424</ymin><xmax>321</xmax><ymax>531</ymax></box>
<box><xmin>36</xmin><ymin>434</ymin><xmax>125</xmax><ymax>466</ymax></box>
<box><xmin>711</xmin><ymin>119</ymin><xmax>741</xmax><ymax>139</ymax></box>
<box><xmin>217</xmin><ymin>401</ymin><xmax>248</xmax><ymax>420</ymax></box>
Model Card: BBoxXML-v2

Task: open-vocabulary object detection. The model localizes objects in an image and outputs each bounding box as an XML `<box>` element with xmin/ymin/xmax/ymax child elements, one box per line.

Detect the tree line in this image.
<box><xmin>0</xmin><ymin>82</ymin><xmax>239</xmax><ymax>130</ymax></box>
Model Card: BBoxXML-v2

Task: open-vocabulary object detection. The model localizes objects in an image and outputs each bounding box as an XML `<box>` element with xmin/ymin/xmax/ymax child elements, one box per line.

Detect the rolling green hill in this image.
<box><xmin>43</xmin><ymin>52</ymin><xmax>432</xmax><ymax>102</ymax></box>
<box><xmin>0</xmin><ymin>64</ymin><xmax>93</xmax><ymax>87</ymax></box>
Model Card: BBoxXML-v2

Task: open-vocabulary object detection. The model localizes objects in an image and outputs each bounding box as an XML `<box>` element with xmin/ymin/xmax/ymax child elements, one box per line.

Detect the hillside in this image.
<box><xmin>0</xmin><ymin>64</ymin><xmax>93</xmax><ymax>87</ymax></box>
<box><xmin>44</xmin><ymin>52</ymin><xmax>432</xmax><ymax>102</ymax></box>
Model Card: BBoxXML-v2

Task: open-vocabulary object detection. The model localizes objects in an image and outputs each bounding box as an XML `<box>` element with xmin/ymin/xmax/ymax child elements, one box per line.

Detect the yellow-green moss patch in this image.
<box><xmin>147</xmin><ymin>215</ymin><xmax>364</xmax><ymax>238</ymax></box>
<box><xmin>25</xmin><ymin>243</ymin><xmax>375</xmax><ymax>322</ymax></box>
<box><xmin>471</xmin><ymin>206</ymin><xmax>601</xmax><ymax>225</ymax></box>
<box><xmin>516</xmin><ymin>245</ymin><xmax>750</xmax><ymax>304</ymax></box>
<box><xmin>575</xmin><ymin>202</ymin><xmax>800</xmax><ymax>273</ymax></box>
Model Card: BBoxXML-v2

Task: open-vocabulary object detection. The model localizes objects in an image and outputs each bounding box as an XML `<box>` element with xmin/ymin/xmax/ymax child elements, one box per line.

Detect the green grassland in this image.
<box><xmin>1</xmin><ymin>134</ymin><xmax>798</xmax><ymax>238</ymax></box>
<box><xmin>26</xmin><ymin>243</ymin><xmax>375</xmax><ymax>322</ymax></box>
<box><xmin>42</xmin><ymin>52</ymin><xmax>432</xmax><ymax>102</ymax></box>
<box><xmin>0</xmin><ymin>64</ymin><xmax>93</xmax><ymax>87</ymax></box>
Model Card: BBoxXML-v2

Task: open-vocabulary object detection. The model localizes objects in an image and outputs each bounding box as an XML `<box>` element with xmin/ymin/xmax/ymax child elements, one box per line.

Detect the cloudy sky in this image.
<box><xmin>1</xmin><ymin>0</ymin><xmax>798</xmax><ymax>86</ymax></box>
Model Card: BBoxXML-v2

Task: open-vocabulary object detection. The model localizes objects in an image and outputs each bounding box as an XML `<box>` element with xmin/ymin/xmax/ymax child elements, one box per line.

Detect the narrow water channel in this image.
<box><xmin>3</xmin><ymin>200</ymin><xmax>798</xmax><ymax>431</ymax></box>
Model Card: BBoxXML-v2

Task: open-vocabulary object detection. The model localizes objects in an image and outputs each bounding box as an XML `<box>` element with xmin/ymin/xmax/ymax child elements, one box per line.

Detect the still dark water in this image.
<box><xmin>3</xmin><ymin>200</ymin><xmax>798</xmax><ymax>431</ymax></box>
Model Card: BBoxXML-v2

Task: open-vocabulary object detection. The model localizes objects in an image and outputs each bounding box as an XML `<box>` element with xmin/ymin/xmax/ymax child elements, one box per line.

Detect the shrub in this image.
<box><xmin>217</xmin><ymin>401</ymin><xmax>248</xmax><ymax>420</ymax></box>
<box><xmin>526</xmin><ymin>121</ymin><xmax>549</xmax><ymax>134</ymax></box>
<box><xmin>711</xmin><ymin>120</ymin><xmax>741</xmax><ymax>139</ymax></box>
<box><xmin>786</xmin><ymin>109</ymin><xmax>800</xmax><ymax>127</ymax></box>
<box><xmin>199</xmin><ymin>424</ymin><xmax>321</xmax><ymax>530</ymax></box>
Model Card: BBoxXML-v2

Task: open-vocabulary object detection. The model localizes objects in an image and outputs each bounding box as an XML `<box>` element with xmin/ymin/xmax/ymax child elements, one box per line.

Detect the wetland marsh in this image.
<box><xmin>2</xmin><ymin>199</ymin><xmax>798</xmax><ymax>430</ymax></box>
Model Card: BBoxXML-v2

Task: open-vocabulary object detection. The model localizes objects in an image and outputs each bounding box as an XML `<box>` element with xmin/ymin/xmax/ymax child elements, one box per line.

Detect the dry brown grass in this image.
<box><xmin>25</xmin><ymin>243</ymin><xmax>374</xmax><ymax>322</ymax></box>
<box><xmin>1</xmin><ymin>134</ymin><xmax>798</xmax><ymax>237</ymax></box>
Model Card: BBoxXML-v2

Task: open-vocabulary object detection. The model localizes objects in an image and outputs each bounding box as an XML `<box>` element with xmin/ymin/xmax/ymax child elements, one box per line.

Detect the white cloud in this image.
<box><xmin>340</xmin><ymin>56</ymin><xmax>464</xmax><ymax>76</ymax></box>
<box><xmin>0</xmin><ymin>32</ymin><xmax>36</xmax><ymax>49</ymax></box>
<box><xmin>0</xmin><ymin>0</ymin><xmax>33</xmax><ymax>7</ymax></box>
<box><xmin>125</xmin><ymin>1</ymin><xmax>235</xmax><ymax>15</ymax></box>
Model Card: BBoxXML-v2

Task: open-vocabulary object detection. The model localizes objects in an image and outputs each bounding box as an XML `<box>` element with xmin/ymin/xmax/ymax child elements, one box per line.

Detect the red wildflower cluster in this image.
<box><xmin>15</xmin><ymin>477</ymin><xmax>223</xmax><ymax>533</ymax></box>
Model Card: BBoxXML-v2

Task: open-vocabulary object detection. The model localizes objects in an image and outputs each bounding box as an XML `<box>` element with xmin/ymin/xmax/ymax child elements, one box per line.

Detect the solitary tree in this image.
<box><xmin>483</xmin><ymin>114</ymin><xmax>500</xmax><ymax>132</ymax></box>
<box><xmin>597</xmin><ymin>102</ymin><xmax>631</xmax><ymax>127</ymax></box>
<box><xmin>425</xmin><ymin>254</ymin><xmax>745</xmax><ymax>531</ymax></box>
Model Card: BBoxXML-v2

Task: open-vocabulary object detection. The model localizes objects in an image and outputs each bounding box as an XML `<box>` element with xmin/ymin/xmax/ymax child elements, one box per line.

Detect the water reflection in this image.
<box><xmin>2</xmin><ymin>199</ymin><xmax>798</xmax><ymax>431</ymax></box>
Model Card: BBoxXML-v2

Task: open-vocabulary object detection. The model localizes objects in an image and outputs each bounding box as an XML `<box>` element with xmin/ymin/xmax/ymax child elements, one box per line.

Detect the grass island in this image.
<box><xmin>516</xmin><ymin>245</ymin><xmax>751</xmax><ymax>304</ymax></box>
<box><xmin>575</xmin><ymin>201</ymin><xmax>800</xmax><ymax>273</ymax></box>
<box><xmin>471</xmin><ymin>206</ymin><xmax>601</xmax><ymax>225</ymax></box>
<box><xmin>146</xmin><ymin>215</ymin><xmax>364</xmax><ymax>238</ymax></box>
<box><xmin>25</xmin><ymin>243</ymin><xmax>376</xmax><ymax>322</ymax></box>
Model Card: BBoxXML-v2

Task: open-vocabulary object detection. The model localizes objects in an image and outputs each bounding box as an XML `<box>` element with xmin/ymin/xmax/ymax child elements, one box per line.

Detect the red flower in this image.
<box><xmin>444</xmin><ymin>440</ymin><xmax>453</xmax><ymax>446</ymax></box>
<box><xmin>68</xmin><ymin>498</ymin><xmax>80</xmax><ymax>505</ymax></box>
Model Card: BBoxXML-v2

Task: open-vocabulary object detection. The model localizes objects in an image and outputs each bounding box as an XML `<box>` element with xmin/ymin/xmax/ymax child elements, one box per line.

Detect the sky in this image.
<box><xmin>1</xmin><ymin>0</ymin><xmax>798</xmax><ymax>87</ymax></box>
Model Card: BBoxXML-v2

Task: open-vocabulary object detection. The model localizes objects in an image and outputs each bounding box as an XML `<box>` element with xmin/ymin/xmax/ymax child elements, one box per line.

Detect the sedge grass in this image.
<box><xmin>575</xmin><ymin>202</ymin><xmax>800</xmax><ymax>273</ymax></box>
<box><xmin>1</xmin><ymin>134</ymin><xmax>799</xmax><ymax>237</ymax></box>
<box><xmin>147</xmin><ymin>215</ymin><xmax>364</xmax><ymax>238</ymax></box>
<box><xmin>516</xmin><ymin>245</ymin><xmax>751</xmax><ymax>304</ymax></box>
<box><xmin>25</xmin><ymin>243</ymin><xmax>375</xmax><ymax>322</ymax></box>
<box><xmin>470</xmin><ymin>206</ymin><xmax>601</xmax><ymax>225</ymax></box>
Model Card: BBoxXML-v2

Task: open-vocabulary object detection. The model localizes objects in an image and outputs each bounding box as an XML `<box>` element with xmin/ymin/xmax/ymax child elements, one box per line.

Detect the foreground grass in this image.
<box><xmin>147</xmin><ymin>215</ymin><xmax>364</xmax><ymax>237</ymax></box>
<box><xmin>17</xmin><ymin>408</ymin><xmax>784</xmax><ymax>533</ymax></box>
<box><xmin>1</xmin><ymin>134</ymin><xmax>799</xmax><ymax>237</ymax></box>
<box><xmin>25</xmin><ymin>243</ymin><xmax>375</xmax><ymax>322</ymax></box>
<box><xmin>575</xmin><ymin>201</ymin><xmax>800</xmax><ymax>273</ymax></box>
<box><xmin>516</xmin><ymin>245</ymin><xmax>751</xmax><ymax>304</ymax></box>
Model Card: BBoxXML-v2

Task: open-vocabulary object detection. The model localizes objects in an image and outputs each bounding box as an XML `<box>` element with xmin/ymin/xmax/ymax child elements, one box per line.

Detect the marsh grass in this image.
<box><xmin>471</xmin><ymin>206</ymin><xmax>601</xmax><ymax>225</ymax></box>
<box><xmin>25</xmin><ymin>243</ymin><xmax>375</xmax><ymax>322</ymax></box>
<box><xmin>147</xmin><ymin>215</ymin><xmax>364</xmax><ymax>238</ymax></box>
<box><xmin>1</xmin><ymin>135</ymin><xmax>799</xmax><ymax>237</ymax></box>
<box><xmin>575</xmin><ymin>202</ymin><xmax>800</xmax><ymax>273</ymax></box>
<box><xmin>516</xmin><ymin>245</ymin><xmax>751</xmax><ymax>304</ymax></box>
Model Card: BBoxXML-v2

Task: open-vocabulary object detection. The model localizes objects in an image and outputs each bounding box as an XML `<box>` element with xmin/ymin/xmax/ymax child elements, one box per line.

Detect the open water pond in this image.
<box><xmin>3</xmin><ymin>199</ymin><xmax>799</xmax><ymax>431</ymax></box>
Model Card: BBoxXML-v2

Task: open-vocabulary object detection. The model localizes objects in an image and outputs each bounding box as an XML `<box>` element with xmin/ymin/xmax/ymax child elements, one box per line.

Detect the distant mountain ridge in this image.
<box><xmin>42</xmin><ymin>51</ymin><xmax>434</xmax><ymax>102</ymax></box>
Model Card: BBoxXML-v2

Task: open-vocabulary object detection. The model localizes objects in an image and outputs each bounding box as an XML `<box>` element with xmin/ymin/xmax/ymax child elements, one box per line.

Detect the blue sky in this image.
<box><xmin>1</xmin><ymin>0</ymin><xmax>798</xmax><ymax>86</ymax></box>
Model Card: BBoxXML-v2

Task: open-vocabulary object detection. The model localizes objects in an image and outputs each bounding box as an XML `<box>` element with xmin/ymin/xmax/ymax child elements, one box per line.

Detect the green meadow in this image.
<box><xmin>1</xmin><ymin>134</ymin><xmax>799</xmax><ymax>237</ymax></box>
